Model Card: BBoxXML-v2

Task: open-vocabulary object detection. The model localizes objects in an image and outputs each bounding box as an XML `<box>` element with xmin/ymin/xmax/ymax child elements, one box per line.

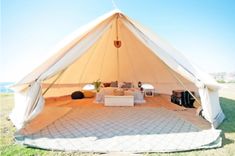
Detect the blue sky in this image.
<box><xmin>1</xmin><ymin>0</ymin><xmax>235</xmax><ymax>82</ymax></box>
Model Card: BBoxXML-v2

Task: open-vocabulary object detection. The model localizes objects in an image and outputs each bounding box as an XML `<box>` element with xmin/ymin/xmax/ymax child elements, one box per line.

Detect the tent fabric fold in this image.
<box><xmin>10</xmin><ymin>9</ymin><xmax>224</xmax><ymax>132</ymax></box>
<box><xmin>10</xmin><ymin>81</ymin><xmax>44</xmax><ymax>129</ymax></box>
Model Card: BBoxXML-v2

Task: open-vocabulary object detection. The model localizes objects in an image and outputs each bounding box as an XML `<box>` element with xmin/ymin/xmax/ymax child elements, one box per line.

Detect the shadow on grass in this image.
<box><xmin>219</xmin><ymin>97</ymin><xmax>235</xmax><ymax>133</ymax></box>
<box><xmin>220</xmin><ymin>132</ymin><xmax>234</xmax><ymax>147</ymax></box>
<box><xmin>218</xmin><ymin>97</ymin><xmax>235</xmax><ymax>146</ymax></box>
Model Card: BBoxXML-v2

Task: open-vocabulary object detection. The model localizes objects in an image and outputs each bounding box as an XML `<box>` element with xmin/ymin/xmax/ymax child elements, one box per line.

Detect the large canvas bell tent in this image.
<box><xmin>10</xmin><ymin>10</ymin><xmax>224</xmax><ymax>132</ymax></box>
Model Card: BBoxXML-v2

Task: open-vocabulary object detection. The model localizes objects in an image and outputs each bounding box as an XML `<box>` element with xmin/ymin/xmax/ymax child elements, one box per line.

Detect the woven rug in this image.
<box><xmin>16</xmin><ymin>107</ymin><xmax>222</xmax><ymax>152</ymax></box>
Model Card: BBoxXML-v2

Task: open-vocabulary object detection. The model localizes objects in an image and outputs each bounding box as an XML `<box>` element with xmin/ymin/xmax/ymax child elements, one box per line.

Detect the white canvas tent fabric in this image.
<box><xmin>10</xmin><ymin>9</ymin><xmax>224</xmax><ymax>132</ymax></box>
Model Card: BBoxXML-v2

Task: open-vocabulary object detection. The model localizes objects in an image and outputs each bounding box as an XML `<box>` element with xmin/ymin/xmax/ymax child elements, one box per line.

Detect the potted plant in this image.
<box><xmin>93</xmin><ymin>79</ymin><xmax>102</xmax><ymax>92</ymax></box>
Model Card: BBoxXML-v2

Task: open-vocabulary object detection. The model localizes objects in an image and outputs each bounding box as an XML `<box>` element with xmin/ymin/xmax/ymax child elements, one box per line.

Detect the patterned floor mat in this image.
<box><xmin>16</xmin><ymin>107</ymin><xmax>222</xmax><ymax>152</ymax></box>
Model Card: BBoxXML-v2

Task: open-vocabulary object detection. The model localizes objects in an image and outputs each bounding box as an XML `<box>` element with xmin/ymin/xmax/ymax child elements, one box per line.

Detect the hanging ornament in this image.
<box><xmin>114</xmin><ymin>14</ymin><xmax>121</xmax><ymax>49</ymax></box>
<box><xmin>114</xmin><ymin>40</ymin><xmax>122</xmax><ymax>48</ymax></box>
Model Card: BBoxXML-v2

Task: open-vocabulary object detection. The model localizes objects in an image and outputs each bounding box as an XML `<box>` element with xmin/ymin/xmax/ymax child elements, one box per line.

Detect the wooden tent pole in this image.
<box><xmin>166</xmin><ymin>67</ymin><xmax>202</xmax><ymax>105</ymax></box>
<box><xmin>42</xmin><ymin>69</ymin><xmax>67</xmax><ymax>96</ymax></box>
<box><xmin>116</xmin><ymin>14</ymin><xmax>120</xmax><ymax>81</ymax></box>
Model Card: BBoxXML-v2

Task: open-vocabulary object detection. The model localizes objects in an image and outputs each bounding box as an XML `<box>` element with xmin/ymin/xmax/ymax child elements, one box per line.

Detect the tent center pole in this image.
<box><xmin>42</xmin><ymin>69</ymin><xmax>66</xmax><ymax>96</ymax></box>
<box><xmin>116</xmin><ymin>14</ymin><xmax>120</xmax><ymax>81</ymax></box>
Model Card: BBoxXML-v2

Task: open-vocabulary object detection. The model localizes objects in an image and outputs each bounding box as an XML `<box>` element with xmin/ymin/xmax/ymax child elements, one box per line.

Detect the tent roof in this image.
<box><xmin>12</xmin><ymin>9</ymin><xmax>219</xmax><ymax>91</ymax></box>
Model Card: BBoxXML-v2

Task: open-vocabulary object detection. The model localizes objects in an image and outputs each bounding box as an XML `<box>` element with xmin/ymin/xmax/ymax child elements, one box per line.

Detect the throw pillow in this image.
<box><xmin>103</xmin><ymin>82</ymin><xmax>111</xmax><ymax>87</ymax></box>
<box><xmin>71</xmin><ymin>91</ymin><xmax>84</xmax><ymax>99</ymax></box>
<box><xmin>124</xmin><ymin>82</ymin><xmax>132</xmax><ymax>88</ymax></box>
<box><xmin>110</xmin><ymin>81</ymin><xmax>118</xmax><ymax>87</ymax></box>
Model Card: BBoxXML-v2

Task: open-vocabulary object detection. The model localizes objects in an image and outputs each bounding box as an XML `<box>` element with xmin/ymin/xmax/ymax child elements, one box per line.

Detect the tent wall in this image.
<box><xmin>199</xmin><ymin>87</ymin><xmax>225</xmax><ymax>128</ymax></box>
<box><xmin>10</xmin><ymin>82</ymin><xmax>44</xmax><ymax>129</ymax></box>
<box><xmin>38</xmin><ymin>21</ymin><xmax>112</xmax><ymax>82</ymax></box>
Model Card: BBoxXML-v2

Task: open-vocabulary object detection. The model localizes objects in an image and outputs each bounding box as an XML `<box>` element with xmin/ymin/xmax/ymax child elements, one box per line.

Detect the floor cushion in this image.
<box><xmin>71</xmin><ymin>91</ymin><xmax>84</xmax><ymax>99</ymax></box>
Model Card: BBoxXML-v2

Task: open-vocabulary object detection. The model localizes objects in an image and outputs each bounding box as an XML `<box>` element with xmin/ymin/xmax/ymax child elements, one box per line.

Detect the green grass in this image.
<box><xmin>0</xmin><ymin>92</ymin><xmax>235</xmax><ymax>156</ymax></box>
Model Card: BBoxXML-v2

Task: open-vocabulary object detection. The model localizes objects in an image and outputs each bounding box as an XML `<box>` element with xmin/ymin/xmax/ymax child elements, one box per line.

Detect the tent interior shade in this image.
<box><xmin>10</xmin><ymin>10</ymin><xmax>225</xmax><ymax>132</ymax></box>
<box><xmin>42</xmin><ymin>14</ymin><xmax>197</xmax><ymax>97</ymax></box>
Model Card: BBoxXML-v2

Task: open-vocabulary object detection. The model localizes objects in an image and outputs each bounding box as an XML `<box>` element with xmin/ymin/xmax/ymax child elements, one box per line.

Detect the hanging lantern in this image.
<box><xmin>114</xmin><ymin>40</ymin><xmax>122</xmax><ymax>48</ymax></box>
